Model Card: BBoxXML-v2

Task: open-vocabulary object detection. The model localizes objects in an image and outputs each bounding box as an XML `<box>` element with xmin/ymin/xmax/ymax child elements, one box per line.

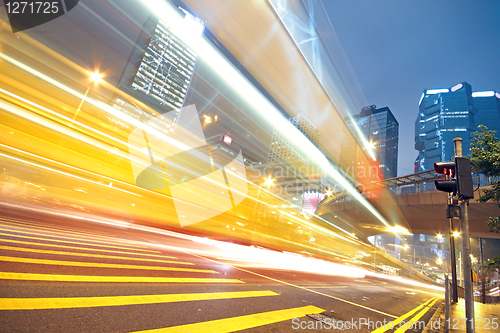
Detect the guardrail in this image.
<box><xmin>390</xmin><ymin>174</ymin><xmax>500</xmax><ymax>195</ymax></box>
<box><xmin>318</xmin><ymin>174</ymin><xmax>500</xmax><ymax>208</ymax></box>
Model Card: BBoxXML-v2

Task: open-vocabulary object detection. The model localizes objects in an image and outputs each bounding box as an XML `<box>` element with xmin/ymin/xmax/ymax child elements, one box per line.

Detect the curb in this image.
<box><xmin>422</xmin><ymin>299</ymin><xmax>444</xmax><ymax>333</ymax></box>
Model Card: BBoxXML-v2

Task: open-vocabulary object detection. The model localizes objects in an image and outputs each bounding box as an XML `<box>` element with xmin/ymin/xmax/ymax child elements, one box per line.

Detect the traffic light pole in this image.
<box><xmin>448</xmin><ymin>213</ymin><xmax>458</xmax><ymax>303</ymax></box>
<box><xmin>460</xmin><ymin>199</ymin><xmax>475</xmax><ymax>332</ymax></box>
<box><xmin>479</xmin><ymin>238</ymin><xmax>486</xmax><ymax>304</ymax></box>
<box><xmin>454</xmin><ymin>138</ymin><xmax>475</xmax><ymax>333</ymax></box>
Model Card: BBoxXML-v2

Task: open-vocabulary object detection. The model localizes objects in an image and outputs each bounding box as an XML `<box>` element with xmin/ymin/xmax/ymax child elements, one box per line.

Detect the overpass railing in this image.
<box><xmin>318</xmin><ymin>173</ymin><xmax>500</xmax><ymax>208</ymax></box>
<box><xmin>389</xmin><ymin>174</ymin><xmax>500</xmax><ymax>195</ymax></box>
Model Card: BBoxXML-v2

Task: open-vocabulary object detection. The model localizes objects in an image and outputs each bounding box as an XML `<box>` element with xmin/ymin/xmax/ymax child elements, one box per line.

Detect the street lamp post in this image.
<box><xmin>454</xmin><ymin>138</ymin><xmax>475</xmax><ymax>333</ymax></box>
<box><xmin>72</xmin><ymin>71</ymin><xmax>102</xmax><ymax>123</ymax></box>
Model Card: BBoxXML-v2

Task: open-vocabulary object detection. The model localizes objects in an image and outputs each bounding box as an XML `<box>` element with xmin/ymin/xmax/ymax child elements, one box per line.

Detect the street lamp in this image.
<box><xmin>264</xmin><ymin>177</ymin><xmax>275</xmax><ymax>187</ymax></box>
<box><xmin>72</xmin><ymin>71</ymin><xmax>102</xmax><ymax>122</ymax></box>
<box><xmin>470</xmin><ymin>254</ymin><xmax>477</xmax><ymax>264</ymax></box>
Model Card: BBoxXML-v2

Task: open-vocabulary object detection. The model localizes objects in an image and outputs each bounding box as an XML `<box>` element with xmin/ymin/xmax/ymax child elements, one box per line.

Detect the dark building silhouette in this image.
<box><xmin>348</xmin><ymin>105</ymin><xmax>399</xmax><ymax>179</ymax></box>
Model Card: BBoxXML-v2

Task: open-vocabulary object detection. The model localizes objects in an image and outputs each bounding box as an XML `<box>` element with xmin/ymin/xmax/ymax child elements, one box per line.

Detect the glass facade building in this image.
<box><xmin>350</xmin><ymin>105</ymin><xmax>399</xmax><ymax>179</ymax></box>
<box><xmin>267</xmin><ymin>114</ymin><xmax>319</xmax><ymax>162</ymax></box>
<box><xmin>415</xmin><ymin>82</ymin><xmax>500</xmax><ymax>171</ymax></box>
<box><xmin>116</xmin><ymin>9</ymin><xmax>204</xmax><ymax>114</ymax></box>
<box><xmin>473</xmin><ymin>91</ymin><xmax>500</xmax><ymax>136</ymax></box>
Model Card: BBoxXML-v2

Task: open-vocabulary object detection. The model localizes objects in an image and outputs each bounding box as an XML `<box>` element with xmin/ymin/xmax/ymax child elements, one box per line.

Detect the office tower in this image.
<box><xmin>267</xmin><ymin>114</ymin><xmax>319</xmax><ymax>162</ymax></box>
<box><xmin>473</xmin><ymin>90</ymin><xmax>500</xmax><ymax>135</ymax></box>
<box><xmin>350</xmin><ymin>105</ymin><xmax>399</xmax><ymax>179</ymax></box>
<box><xmin>414</xmin><ymin>82</ymin><xmax>500</xmax><ymax>172</ymax></box>
<box><xmin>115</xmin><ymin>9</ymin><xmax>204</xmax><ymax>115</ymax></box>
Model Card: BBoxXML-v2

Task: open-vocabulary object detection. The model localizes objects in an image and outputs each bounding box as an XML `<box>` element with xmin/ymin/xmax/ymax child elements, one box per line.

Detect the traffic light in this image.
<box><xmin>434</xmin><ymin>161</ymin><xmax>457</xmax><ymax>193</ymax></box>
<box><xmin>433</xmin><ymin>157</ymin><xmax>474</xmax><ymax>199</ymax></box>
<box><xmin>455</xmin><ymin>157</ymin><xmax>474</xmax><ymax>199</ymax></box>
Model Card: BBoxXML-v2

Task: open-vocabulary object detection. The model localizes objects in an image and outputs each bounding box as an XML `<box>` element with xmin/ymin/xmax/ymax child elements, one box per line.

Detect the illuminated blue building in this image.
<box><xmin>415</xmin><ymin>82</ymin><xmax>500</xmax><ymax>171</ymax></box>
<box><xmin>473</xmin><ymin>90</ymin><xmax>500</xmax><ymax>137</ymax></box>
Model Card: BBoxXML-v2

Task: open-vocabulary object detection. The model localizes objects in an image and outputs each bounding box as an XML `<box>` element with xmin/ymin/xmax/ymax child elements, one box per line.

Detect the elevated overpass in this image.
<box><xmin>317</xmin><ymin>171</ymin><xmax>500</xmax><ymax>240</ymax></box>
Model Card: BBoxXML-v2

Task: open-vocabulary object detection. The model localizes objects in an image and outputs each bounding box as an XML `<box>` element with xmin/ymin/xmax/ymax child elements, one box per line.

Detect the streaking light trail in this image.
<box><xmin>138</xmin><ymin>0</ymin><xmax>396</xmax><ymax>231</ymax></box>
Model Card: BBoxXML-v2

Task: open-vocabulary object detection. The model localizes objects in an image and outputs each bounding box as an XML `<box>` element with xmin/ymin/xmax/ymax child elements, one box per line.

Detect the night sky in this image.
<box><xmin>322</xmin><ymin>0</ymin><xmax>500</xmax><ymax>176</ymax></box>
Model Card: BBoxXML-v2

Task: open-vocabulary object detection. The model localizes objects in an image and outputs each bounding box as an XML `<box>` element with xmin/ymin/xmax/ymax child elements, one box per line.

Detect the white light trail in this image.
<box><xmin>138</xmin><ymin>0</ymin><xmax>393</xmax><ymax>229</ymax></box>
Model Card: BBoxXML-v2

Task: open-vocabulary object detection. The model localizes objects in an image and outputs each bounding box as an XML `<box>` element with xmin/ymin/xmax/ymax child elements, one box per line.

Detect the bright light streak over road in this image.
<box><xmin>139</xmin><ymin>0</ymin><xmax>396</xmax><ymax>232</ymax></box>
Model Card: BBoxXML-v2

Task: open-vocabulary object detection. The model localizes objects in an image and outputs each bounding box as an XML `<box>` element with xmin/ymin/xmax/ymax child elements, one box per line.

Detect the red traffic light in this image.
<box><xmin>433</xmin><ymin>158</ymin><xmax>474</xmax><ymax>199</ymax></box>
<box><xmin>434</xmin><ymin>161</ymin><xmax>456</xmax><ymax>177</ymax></box>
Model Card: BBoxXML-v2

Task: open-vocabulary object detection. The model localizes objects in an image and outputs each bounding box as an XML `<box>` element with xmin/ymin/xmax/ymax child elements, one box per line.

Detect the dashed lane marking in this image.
<box><xmin>133</xmin><ymin>305</ymin><xmax>324</xmax><ymax>332</ymax></box>
<box><xmin>0</xmin><ymin>272</ymin><xmax>245</xmax><ymax>283</ymax></box>
<box><xmin>0</xmin><ymin>231</ymin><xmax>160</xmax><ymax>253</ymax></box>
<box><xmin>0</xmin><ymin>245</ymin><xmax>193</xmax><ymax>265</ymax></box>
<box><xmin>0</xmin><ymin>219</ymin><xmax>147</xmax><ymax>248</ymax></box>
<box><xmin>0</xmin><ymin>290</ymin><xmax>277</xmax><ymax>310</ymax></box>
<box><xmin>0</xmin><ymin>238</ymin><xmax>176</xmax><ymax>259</ymax></box>
<box><xmin>0</xmin><ymin>219</ymin><xmax>146</xmax><ymax>248</ymax></box>
<box><xmin>0</xmin><ymin>255</ymin><xmax>218</xmax><ymax>273</ymax></box>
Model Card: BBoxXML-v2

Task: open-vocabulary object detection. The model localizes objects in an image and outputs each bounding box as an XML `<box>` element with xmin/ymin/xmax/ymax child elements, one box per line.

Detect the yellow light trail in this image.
<box><xmin>0</xmin><ymin>142</ymin><xmax>169</xmax><ymax>202</ymax></box>
<box><xmin>0</xmin><ymin>150</ymin><xmax>141</xmax><ymax>198</ymax></box>
<box><xmin>0</xmin><ymin>97</ymin><xmax>145</xmax><ymax>169</ymax></box>
<box><xmin>277</xmin><ymin>209</ymin><xmax>356</xmax><ymax>244</ymax></box>
<box><xmin>0</xmin><ymin>272</ymin><xmax>244</xmax><ymax>284</ymax></box>
<box><xmin>0</xmin><ymin>76</ymin><xmax>371</xmax><ymax>255</ymax></box>
<box><xmin>0</xmin><ymin>290</ymin><xmax>278</xmax><ymax>310</ymax></box>
<box><xmin>0</xmin><ymin>245</ymin><xmax>193</xmax><ymax>265</ymax></box>
<box><xmin>133</xmin><ymin>305</ymin><xmax>324</xmax><ymax>333</ymax></box>
<box><xmin>137</xmin><ymin>0</ymin><xmax>395</xmax><ymax>231</ymax></box>
<box><xmin>0</xmin><ymin>90</ymin><xmax>260</xmax><ymax>227</ymax></box>
<box><xmin>0</xmin><ymin>228</ymin><xmax>159</xmax><ymax>253</ymax></box>
<box><xmin>0</xmin><ymin>52</ymin><xmax>393</xmax><ymax>238</ymax></box>
<box><xmin>0</xmin><ymin>87</ymin><xmax>139</xmax><ymax>158</ymax></box>
<box><xmin>0</xmin><ymin>256</ymin><xmax>218</xmax><ymax>273</ymax></box>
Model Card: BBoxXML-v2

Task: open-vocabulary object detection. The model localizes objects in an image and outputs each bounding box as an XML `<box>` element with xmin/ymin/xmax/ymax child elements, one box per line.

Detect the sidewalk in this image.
<box><xmin>424</xmin><ymin>299</ymin><xmax>499</xmax><ymax>332</ymax></box>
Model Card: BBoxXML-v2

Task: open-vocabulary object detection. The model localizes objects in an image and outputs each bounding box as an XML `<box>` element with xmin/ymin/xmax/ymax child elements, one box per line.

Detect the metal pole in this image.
<box><xmin>448</xmin><ymin>208</ymin><xmax>458</xmax><ymax>302</ymax></box>
<box><xmin>479</xmin><ymin>238</ymin><xmax>486</xmax><ymax>304</ymax></box>
<box><xmin>460</xmin><ymin>200</ymin><xmax>475</xmax><ymax>332</ymax></box>
<box><xmin>454</xmin><ymin>137</ymin><xmax>475</xmax><ymax>333</ymax></box>
<box><xmin>454</xmin><ymin>137</ymin><xmax>463</xmax><ymax>158</ymax></box>
<box><xmin>445</xmin><ymin>274</ymin><xmax>450</xmax><ymax>333</ymax></box>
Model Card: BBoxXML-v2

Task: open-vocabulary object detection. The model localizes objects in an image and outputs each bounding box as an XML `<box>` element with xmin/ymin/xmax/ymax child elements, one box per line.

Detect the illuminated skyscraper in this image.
<box><xmin>350</xmin><ymin>105</ymin><xmax>399</xmax><ymax>179</ymax></box>
<box><xmin>414</xmin><ymin>82</ymin><xmax>500</xmax><ymax>172</ymax></box>
<box><xmin>267</xmin><ymin>114</ymin><xmax>319</xmax><ymax>162</ymax></box>
<box><xmin>116</xmin><ymin>9</ymin><xmax>204</xmax><ymax>113</ymax></box>
<box><xmin>473</xmin><ymin>90</ymin><xmax>500</xmax><ymax>136</ymax></box>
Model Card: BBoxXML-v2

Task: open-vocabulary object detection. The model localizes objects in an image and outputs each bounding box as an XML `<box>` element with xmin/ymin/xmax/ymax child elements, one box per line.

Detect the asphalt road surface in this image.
<box><xmin>0</xmin><ymin>206</ymin><xmax>443</xmax><ymax>332</ymax></box>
